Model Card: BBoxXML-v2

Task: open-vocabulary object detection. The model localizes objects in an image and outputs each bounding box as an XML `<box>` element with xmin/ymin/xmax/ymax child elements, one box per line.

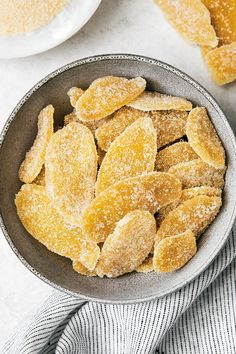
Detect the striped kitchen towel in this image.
<box><xmin>3</xmin><ymin>226</ymin><xmax>236</xmax><ymax>354</ymax></box>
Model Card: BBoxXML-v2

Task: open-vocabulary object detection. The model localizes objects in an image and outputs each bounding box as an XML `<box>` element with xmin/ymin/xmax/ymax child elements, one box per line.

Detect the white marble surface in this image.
<box><xmin>0</xmin><ymin>0</ymin><xmax>235</xmax><ymax>348</ymax></box>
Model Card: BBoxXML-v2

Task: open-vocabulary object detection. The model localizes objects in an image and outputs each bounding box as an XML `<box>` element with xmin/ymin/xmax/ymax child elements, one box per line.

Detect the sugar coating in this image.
<box><xmin>201</xmin><ymin>0</ymin><xmax>236</xmax><ymax>46</ymax></box>
<box><xmin>96</xmin><ymin>210</ymin><xmax>156</xmax><ymax>278</ymax></box>
<box><xmin>67</xmin><ymin>87</ymin><xmax>84</xmax><ymax>108</ymax></box>
<box><xmin>203</xmin><ymin>42</ymin><xmax>236</xmax><ymax>85</ymax></box>
<box><xmin>157</xmin><ymin>186</ymin><xmax>222</xmax><ymax>225</ymax></box>
<box><xmin>15</xmin><ymin>184</ymin><xmax>100</xmax><ymax>270</ymax></box>
<box><xmin>182</xmin><ymin>186</ymin><xmax>222</xmax><ymax>200</ymax></box>
<box><xmin>96</xmin><ymin>117</ymin><xmax>157</xmax><ymax>194</ymax></box>
<box><xmin>82</xmin><ymin>172</ymin><xmax>182</xmax><ymax>243</ymax></box>
<box><xmin>187</xmin><ymin>107</ymin><xmax>225</xmax><ymax>169</ymax></box>
<box><xmin>154</xmin><ymin>0</ymin><xmax>218</xmax><ymax>47</ymax></box>
<box><xmin>95</xmin><ymin>106</ymin><xmax>149</xmax><ymax>151</ymax></box>
<box><xmin>156</xmin><ymin>141</ymin><xmax>198</xmax><ymax>171</ymax></box>
<box><xmin>151</xmin><ymin>110</ymin><xmax>188</xmax><ymax>149</ymax></box>
<box><xmin>33</xmin><ymin>165</ymin><xmax>45</xmax><ymax>186</ymax></box>
<box><xmin>0</xmin><ymin>0</ymin><xmax>69</xmax><ymax>36</ymax></box>
<box><xmin>127</xmin><ymin>91</ymin><xmax>192</xmax><ymax>111</ymax></box>
<box><xmin>18</xmin><ymin>105</ymin><xmax>54</xmax><ymax>184</ymax></box>
<box><xmin>76</xmin><ymin>76</ymin><xmax>146</xmax><ymax>121</ymax></box>
<box><xmin>73</xmin><ymin>260</ymin><xmax>96</xmax><ymax>276</ymax></box>
<box><xmin>136</xmin><ymin>255</ymin><xmax>154</xmax><ymax>273</ymax></box>
<box><xmin>45</xmin><ymin>122</ymin><xmax>97</xmax><ymax>226</ymax></box>
<box><xmin>168</xmin><ymin>159</ymin><xmax>225</xmax><ymax>189</ymax></box>
<box><xmin>156</xmin><ymin>195</ymin><xmax>222</xmax><ymax>241</ymax></box>
<box><xmin>154</xmin><ymin>230</ymin><xmax>197</xmax><ymax>272</ymax></box>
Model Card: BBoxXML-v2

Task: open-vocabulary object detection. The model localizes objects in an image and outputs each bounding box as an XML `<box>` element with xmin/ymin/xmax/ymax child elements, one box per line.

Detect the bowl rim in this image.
<box><xmin>1</xmin><ymin>53</ymin><xmax>236</xmax><ymax>304</ymax></box>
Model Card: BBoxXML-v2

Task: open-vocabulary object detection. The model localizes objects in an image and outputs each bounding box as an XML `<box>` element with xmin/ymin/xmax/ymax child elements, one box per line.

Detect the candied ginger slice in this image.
<box><xmin>136</xmin><ymin>255</ymin><xmax>154</xmax><ymax>273</ymax></box>
<box><xmin>151</xmin><ymin>110</ymin><xmax>188</xmax><ymax>149</ymax></box>
<box><xmin>154</xmin><ymin>230</ymin><xmax>196</xmax><ymax>272</ymax></box>
<box><xmin>96</xmin><ymin>117</ymin><xmax>157</xmax><ymax>194</ymax></box>
<box><xmin>156</xmin><ymin>142</ymin><xmax>198</xmax><ymax>171</ymax></box>
<box><xmin>76</xmin><ymin>76</ymin><xmax>146</xmax><ymax>121</ymax></box>
<box><xmin>82</xmin><ymin>172</ymin><xmax>182</xmax><ymax>243</ymax></box>
<box><xmin>18</xmin><ymin>105</ymin><xmax>54</xmax><ymax>183</ymax></box>
<box><xmin>203</xmin><ymin>42</ymin><xmax>236</xmax><ymax>85</ymax></box>
<box><xmin>156</xmin><ymin>195</ymin><xmax>222</xmax><ymax>241</ymax></box>
<box><xmin>96</xmin><ymin>210</ymin><xmax>156</xmax><ymax>278</ymax></box>
<box><xmin>15</xmin><ymin>184</ymin><xmax>100</xmax><ymax>269</ymax></box>
<box><xmin>168</xmin><ymin>159</ymin><xmax>225</xmax><ymax>189</ymax></box>
<box><xmin>33</xmin><ymin>166</ymin><xmax>45</xmax><ymax>186</ymax></box>
<box><xmin>95</xmin><ymin>106</ymin><xmax>149</xmax><ymax>151</ymax></box>
<box><xmin>201</xmin><ymin>0</ymin><xmax>236</xmax><ymax>46</ymax></box>
<box><xmin>45</xmin><ymin>122</ymin><xmax>97</xmax><ymax>226</ymax></box>
<box><xmin>127</xmin><ymin>91</ymin><xmax>192</xmax><ymax>111</ymax></box>
<box><xmin>186</xmin><ymin>108</ymin><xmax>225</xmax><ymax>169</ymax></box>
<box><xmin>73</xmin><ymin>261</ymin><xmax>96</xmax><ymax>276</ymax></box>
<box><xmin>67</xmin><ymin>87</ymin><xmax>84</xmax><ymax>108</ymax></box>
<box><xmin>154</xmin><ymin>0</ymin><xmax>218</xmax><ymax>47</ymax></box>
<box><xmin>157</xmin><ymin>186</ymin><xmax>222</xmax><ymax>225</ymax></box>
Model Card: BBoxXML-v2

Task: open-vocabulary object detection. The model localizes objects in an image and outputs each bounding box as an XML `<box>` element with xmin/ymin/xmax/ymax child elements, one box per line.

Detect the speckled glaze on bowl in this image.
<box><xmin>0</xmin><ymin>54</ymin><xmax>236</xmax><ymax>304</ymax></box>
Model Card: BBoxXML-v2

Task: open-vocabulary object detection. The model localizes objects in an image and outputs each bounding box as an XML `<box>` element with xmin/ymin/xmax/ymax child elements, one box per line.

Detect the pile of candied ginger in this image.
<box><xmin>16</xmin><ymin>76</ymin><xmax>226</xmax><ymax>278</ymax></box>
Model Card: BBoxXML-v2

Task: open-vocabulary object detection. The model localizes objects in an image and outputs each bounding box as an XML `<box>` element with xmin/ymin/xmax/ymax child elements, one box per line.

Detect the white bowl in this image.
<box><xmin>0</xmin><ymin>0</ymin><xmax>101</xmax><ymax>58</ymax></box>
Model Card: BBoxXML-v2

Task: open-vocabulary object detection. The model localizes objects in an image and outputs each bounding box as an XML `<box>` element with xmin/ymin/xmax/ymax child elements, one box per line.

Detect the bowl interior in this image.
<box><xmin>1</xmin><ymin>55</ymin><xmax>236</xmax><ymax>303</ymax></box>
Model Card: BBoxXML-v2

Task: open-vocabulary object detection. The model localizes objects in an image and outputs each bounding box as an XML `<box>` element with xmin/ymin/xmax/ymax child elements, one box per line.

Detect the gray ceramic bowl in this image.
<box><xmin>1</xmin><ymin>54</ymin><xmax>236</xmax><ymax>304</ymax></box>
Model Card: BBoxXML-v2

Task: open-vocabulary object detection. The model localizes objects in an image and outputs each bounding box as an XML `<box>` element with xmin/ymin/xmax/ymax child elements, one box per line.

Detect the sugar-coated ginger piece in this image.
<box><xmin>96</xmin><ymin>117</ymin><xmax>157</xmax><ymax>194</ymax></box>
<box><xmin>151</xmin><ymin>110</ymin><xmax>188</xmax><ymax>149</ymax></box>
<box><xmin>67</xmin><ymin>87</ymin><xmax>84</xmax><ymax>108</ymax></box>
<box><xmin>186</xmin><ymin>108</ymin><xmax>225</xmax><ymax>169</ymax></box>
<box><xmin>96</xmin><ymin>210</ymin><xmax>156</xmax><ymax>278</ymax></box>
<box><xmin>15</xmin><ymin>184</ymin><xmax>100</xmax><ymax>270</ymax></box>
<box><xmin>82</xmin><ymin>172</ymin><xmax>182</xmax><ymax>243</ymax></box>
<box><xmin>73</xmin><ymin>260</ymin><xmax>96</xmax><ymax>276</ymax></box>
<box><xmin>153</xmin><ymin>230</ymin><xmax>197</xmax><ymax>272</ymax></box>
<box><xmin>45</xmin><ymin>122</ymin><xmax>97</xmax><ymax>226</ymax></box>
<box><xmin>156</xmin><ymin>195</ymin><xmax>222</xmax><ymax>241</ymax></box>
<box><xmin>201</xmin><ymin>0</ymin><xmax>236</xmax><ymax>46</ymax></box>
<box><xmin>95</xmin><ymin>106</ymin><xmax>149</xmax><ymax>151</ymax></box>
<box><xmin>154</xmin><ymin>0</ymin><xmax>218</xmax><ymax>47</ymax></box>
<box><xmin>33</xmin><ymin>166</ymin><xmax>45</xmax><ymax>186</ymax></box>
<box><xmin>127</xmin><ymin>91</ymin><xmax>192</xmax><ymax>111</ymax></box>
<box><xmin>64</xmin><ymin>111</ymin><xmax>108</xmax><ymax>136</ymax></box>
<box><xmin>156</xmin><ymin>142</ymin><xmax>198</xmax><ymax>171</ymax></box>
<box><xmin>18</xmin><ymin>105</ymin><xmax>54</xmax><ymax>183</ymax></box>
<box><xmin>168</xmin><ymin>159</ymin><xmax>225</xmax><ymax>189</ymax></box>
<box><xmin>157</xmin><ymin>186</ymin><xmax>222</xmax><ymax>225</ymax></box>
<box><xmin>136</xmin><ymin>255</ymin><xmax>154</xmax><ymax>273</ymax></box>
<box><xmin>76</xmin><ymin>76</ymin><xmax>146</xmax><ymax>121</ymax></box>
<box><xmin>203</xmin><ymin>42</ymin><xmax>236</xmax><ymax>85</ymax></box>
